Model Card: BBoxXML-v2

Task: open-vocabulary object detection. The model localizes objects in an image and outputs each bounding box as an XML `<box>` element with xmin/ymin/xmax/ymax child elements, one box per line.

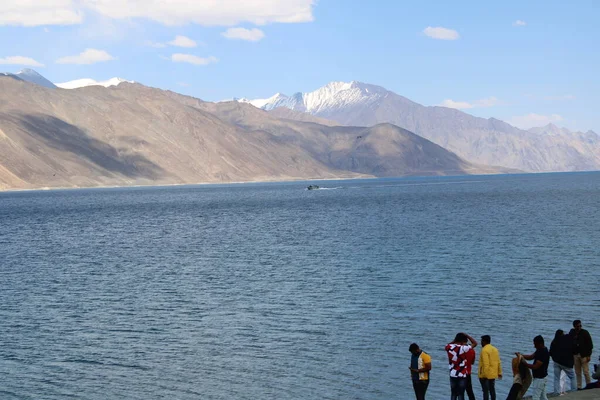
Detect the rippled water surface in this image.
<box><xmin>1</xmin><ymin>173</ymin><xmax>599</xmax><ymax>399</ymax></box>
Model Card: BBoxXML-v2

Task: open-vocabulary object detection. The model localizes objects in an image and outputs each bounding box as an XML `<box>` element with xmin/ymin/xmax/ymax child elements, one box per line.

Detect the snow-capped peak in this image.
<box><xmin>238</xmin><ymin>81</ymin><xmax>390</xmax><ymax>114</ymax></box>
<box><xmin>55</xmin><ymin>77</ymin><xmax>134</xmax><ymax>89</ymax></box>
<box><xmin>242</xmin><ymin>93</ymin><xmax>289</xmax><ymax>109</ymax></box>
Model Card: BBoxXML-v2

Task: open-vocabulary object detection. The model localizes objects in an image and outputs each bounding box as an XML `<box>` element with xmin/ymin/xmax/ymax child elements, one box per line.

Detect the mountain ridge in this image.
<box><xmin>0</xmin><ymin>76</ymin><xmax>507</xmax><ymax>191</ymax></box>
<box><xmin>0</xmin><ymin>69</ymin><xmax>57</xmax><ymax>89</ymax></box>
<box><xmin>55</xmin><ymin>77</ymin><xmax>134</xmax><ymax>89</ymax></box>
<box><xmin>238</xmin><ymin>81</ymin><xmax>600</xmax><ymax>172</ymax></box>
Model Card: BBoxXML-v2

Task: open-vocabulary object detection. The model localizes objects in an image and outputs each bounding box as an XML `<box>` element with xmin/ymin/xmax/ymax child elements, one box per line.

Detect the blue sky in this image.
<box><xmin>0</xmin><ymin>0</ymin><xmax>598</xmax><ymax>132</ymax></box>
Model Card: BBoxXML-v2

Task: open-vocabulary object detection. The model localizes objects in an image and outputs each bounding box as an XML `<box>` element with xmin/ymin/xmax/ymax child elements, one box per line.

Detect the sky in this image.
<box><xmin>0</xmin><ymin>0</ymin><xmax>598</xmax><ymax>132</ymax></box>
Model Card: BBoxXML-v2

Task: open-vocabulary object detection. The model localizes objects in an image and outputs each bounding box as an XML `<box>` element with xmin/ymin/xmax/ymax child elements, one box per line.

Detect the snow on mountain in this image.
<box><xmin>0</xmin><ymin>69</ymin><xmax>56</xmax><ymax>88</ymax></box>
<box><xmin>238</xmin><ymin>81</ymin><xmax>390</xmax><ymax>114</ymax></box>
<box><xmin>55</xmin><ymin>77</ymin><xmax>134</xmax><ymax>89</ymax></box>
<box><xmin>247</xmin><ymin>93</ymin><xmax>290</xmax><ymax>109</ymax></box>
<box><xmin>239</xmin><ymin>81</ymin><xmax>600</xmax><ymax>172</ymax></box>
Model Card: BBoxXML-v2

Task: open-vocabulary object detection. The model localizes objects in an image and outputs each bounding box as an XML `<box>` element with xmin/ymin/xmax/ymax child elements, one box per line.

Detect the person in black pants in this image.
<box><xmin>466</xmin><ymin>374</ymin><xmax>476</xmax><ymax>400</ymax></box>
<box><xmin>409</xmin><ymin>343</ymin><xmax>432</xmax><ymax>400</ymax></box>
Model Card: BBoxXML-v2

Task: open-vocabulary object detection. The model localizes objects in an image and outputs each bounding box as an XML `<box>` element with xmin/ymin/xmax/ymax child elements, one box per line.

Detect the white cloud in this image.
<box><xmin>423</xmin><ymin>26</ymin><xmax>460</xmax><ymax>40</ymax></box>
<box><xmin>56</xmin><ymin>48</ymin><xmax>116</xmax><ymax>65</ymax></box>
<box><xmin>440</xmin><ymin>97</ymin><xmax>500</xmax><ymax>109</ymax></box>
<box><xmin>168</xmin><ymin>35</ymin><xmax>197</xmax><ymax>48</ymax></box>
<box><xmin>508</xmin><ymin>113</ymin><xmax>564</xmax><ymax>129</ymax></box>
<box><xmin>0</xmin><ymin>1</ymin><xmax>83</xmax><ymax>26</ymax></box>
<box><xmin>513</xmin><ymin>20</ymin><xmax>527</xmax><ymax>26</ymax></box>
<box><xmin>171</xmin><ymin>54</ymin><xmax>218</xmax><ymax>66</ymax></box>
<box><xmin>222</xmin><ymin>27</ymin><xmax>265</xmax><ymax>41</ymax></box>
<box><xmin>0</xmin><ymin>56</ymin><xmax>44</xmax><ymax>67</ymax></box>
<box><xmin>87</xmin><ymin>0</ymin><xmax>315</xmax><ymax>25</ymax></box>
<box><xmin>0</xmin><ymin>0</ymin><xmax>315</xmax><ymax>27</ymax></box>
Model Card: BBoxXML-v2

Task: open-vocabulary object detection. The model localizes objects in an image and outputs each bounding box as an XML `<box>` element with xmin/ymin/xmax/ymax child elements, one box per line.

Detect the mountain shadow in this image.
<box><xmin>11</xmin><ymin>113</ymin><xmax>165</xmax><ymax>179</ymax></box>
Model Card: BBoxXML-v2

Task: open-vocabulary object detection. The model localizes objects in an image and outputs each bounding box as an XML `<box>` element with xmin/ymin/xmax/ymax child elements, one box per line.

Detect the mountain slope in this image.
<box><xmin>1</xmin><ymin>69</ymin><xmax>57</xmax><ymax>88</ymax></box>
<box><xmin>0</xmin><ymin>77</ymin><xmax>361</xmax><ymax>190</ymax></box>
<box><xmin>176</xmin><ymin>98</ymin><xmax>513</xmax><ymax>177</ymax></box>
<box><xmin>0</xmin><ymin>77</ymin><xmax>508</xmax><ymax>190</ymax></box>
<box><xmin>242</xmin><ymin>81</ymin><xmax>600</xmax><ymax>172</ymax></box>
<box><xmin>529</xmin><ymin>123</ymin><xmax>599</xmax><ymax>141</ymax></box>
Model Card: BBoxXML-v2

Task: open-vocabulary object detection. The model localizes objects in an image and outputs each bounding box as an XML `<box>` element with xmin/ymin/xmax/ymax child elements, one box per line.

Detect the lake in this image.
<box><xmin>1</xmin><ymin>172</ymin><xmax>599</xmax><ymax>399</ymax></box>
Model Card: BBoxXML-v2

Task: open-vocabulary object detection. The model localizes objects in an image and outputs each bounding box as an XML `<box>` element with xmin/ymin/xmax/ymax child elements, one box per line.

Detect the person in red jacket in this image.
<box><xmin>446</xmin><ymin>332</ymin><xmax>478</xmax><ymax>400</ymax></box>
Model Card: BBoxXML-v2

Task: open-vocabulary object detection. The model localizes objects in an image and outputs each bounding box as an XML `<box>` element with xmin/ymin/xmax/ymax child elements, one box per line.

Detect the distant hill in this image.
<box><xmin>0</xmin><ymin>69</ymin><xmax>56</xmax><ymax>88</ymax></box>
<box><xmin>240</xmin><ymin>81</ymin><xmax>600</xmax><ymax>172</ymax></box>
<box><xmin>0</xmin><ymin>74</ymin><xmax>508</xmax><ymax>191</ymax></box>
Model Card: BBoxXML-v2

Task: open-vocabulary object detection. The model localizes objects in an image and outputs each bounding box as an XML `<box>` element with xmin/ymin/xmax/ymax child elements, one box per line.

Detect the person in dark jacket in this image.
<box><xmin>570</xmin><ymin>319</ymin><xmax>594</xmax><ymax>389</ymax></box>
<box><xmin>549</xmin><ymin>329</ymin><xmax>576</xmax><ymax>393</ymax></box>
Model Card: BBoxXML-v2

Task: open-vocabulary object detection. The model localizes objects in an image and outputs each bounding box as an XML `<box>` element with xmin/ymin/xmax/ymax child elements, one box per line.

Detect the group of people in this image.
<box><xmin>408</xmin><ymin>320</ymin><xmax>596</xmax><ymax>400</ymax></box>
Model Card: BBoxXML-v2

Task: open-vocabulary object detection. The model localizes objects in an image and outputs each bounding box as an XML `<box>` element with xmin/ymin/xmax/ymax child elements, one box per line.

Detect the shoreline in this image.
<box><xmin>0</xmin><ymin>175</ymin><xmax>368</xmax><ymax>194</ymax></box>
<box><xmin>2</xmin><ymin>170</ymin><xmax>600</xmax><ymax>194</ymax></box>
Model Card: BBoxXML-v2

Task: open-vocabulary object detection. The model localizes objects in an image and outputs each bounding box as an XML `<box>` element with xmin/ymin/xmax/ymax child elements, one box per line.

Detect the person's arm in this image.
<box><xmin>465</xmin><ymin>333</ymin><xmax>478</xmax><ymax>348</ymax></box>
<box><xmin>421</xmin><ymin>353</ymin><xmax>432</xmax><ymax>373</ymax></box>
<box><xmin>481</xmin><ymin>347</ymin><xmax>490</xmax><ymax>377</ymax></box>
<box><xmin>516</xmin><ymin>351</ymin><xmax>535</xmax><ymax>360</ymax></box>
<box><xmin>497</xmin><ymin>349</ymin><xmax>503</xmax><ymax>379</ymax></box>
<box><xmin>421</xmin><ymin>361</ymin><xmax>432</xmax><ymax>373</ymax></box>
<box><xmin>528</xmin><ymin>360</ymin><xmax>543</xmax><ymax>370</ymax></box>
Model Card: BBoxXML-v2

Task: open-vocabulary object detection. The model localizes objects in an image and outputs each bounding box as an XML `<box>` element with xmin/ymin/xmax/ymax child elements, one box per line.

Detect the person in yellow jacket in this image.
<box><xmin>478</xmin><ymin>335</ymin><xmax>502</xmax><ymax>400</ymax></box>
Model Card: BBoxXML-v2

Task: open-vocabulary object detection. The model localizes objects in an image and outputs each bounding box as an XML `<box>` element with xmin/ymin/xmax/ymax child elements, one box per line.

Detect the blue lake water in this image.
<box><xmin>1</xmin><ymin>173</ymin><xmax>599</xmax><ymax>399</ymax></box>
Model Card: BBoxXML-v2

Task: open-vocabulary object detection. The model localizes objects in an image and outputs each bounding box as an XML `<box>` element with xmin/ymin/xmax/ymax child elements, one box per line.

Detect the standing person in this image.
<box><xmin>409</xmin><ymin>343</ymin><xmax>432</xmax><ymax>400</ymax></box>
<box><xmin>506</xmin><ymin>354</ymin><xmax>532</xmax><ymax>400</ymax></box>
<box><xmin>570</xmin><ymin>319</ymin><xmax>594</xmax><ymax>389</ymax></box>
<box><xmin>549</xmin><ymin>329</ymin><xmax>576</xmax><ymax>393</ymax></box>
<box><xmin>466</xmin><ymin>343</ymin><xmax>477</xmax><ymax>400</ymax></box>
<box><xmin>518</xmin><ymin>335</ymin><xmax>550</xmax><ymax>400</ymax></box>
<box><xmin>446</xmin><ymin>332</ymin><xmax>477</xmax><ymax>400</ymax></box>
<box><xmin>478</xmin><ymin>335</ymin><xmax>502</xmax><ymax>400</ymax></box>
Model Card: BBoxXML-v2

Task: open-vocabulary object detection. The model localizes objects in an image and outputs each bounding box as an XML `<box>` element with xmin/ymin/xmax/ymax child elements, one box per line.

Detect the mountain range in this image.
<box><xmin>239</xmin><ymin>81</ymin><xmax>600</xmax><ymax>172</ymax></box>
<box><xmin>0</xmin><ymin>71</ymin><xmax>509</xmax><ymax>191</ymax></box>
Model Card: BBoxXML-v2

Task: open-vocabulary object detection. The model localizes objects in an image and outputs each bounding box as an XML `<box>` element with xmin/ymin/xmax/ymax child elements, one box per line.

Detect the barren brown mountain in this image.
<box><xmin>0</xmin><ymin>77</ymin><xmax>509</xmax><ymax>191</ymax></box>
<box><xmin>248</xmin><ymin>81</ymin><xmax>600</xmax><ymax>172</ymax></box>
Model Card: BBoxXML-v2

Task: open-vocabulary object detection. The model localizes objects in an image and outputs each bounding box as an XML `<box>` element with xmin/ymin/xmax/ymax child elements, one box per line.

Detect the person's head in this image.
<box><xmin>409</xmin><ymin>343</ymin><xmax>421</xmax><ymax>355</ymax></box>
<box><xmin>454</xmin><ymin>333</ymin><xmax>468</xmax><ymax>344</ymax></box>
<box><xmin>481</xmin><ymin>335</ymin><xmax>491</xmax><ymax>346</ymax></box>
<box><xmin>573</xmin><ymin>320</ymin><xmax>583</xmax><ymax>332</ymax></box>
<box><xmin>533</xmin><ymin>335</ymin><xmax>545</xmax><ymax>349</ymax></box>
<box><xmin>554</xmin><ymin>329</ymin><xmax>564</xmax><ymax>341</ymax></box>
